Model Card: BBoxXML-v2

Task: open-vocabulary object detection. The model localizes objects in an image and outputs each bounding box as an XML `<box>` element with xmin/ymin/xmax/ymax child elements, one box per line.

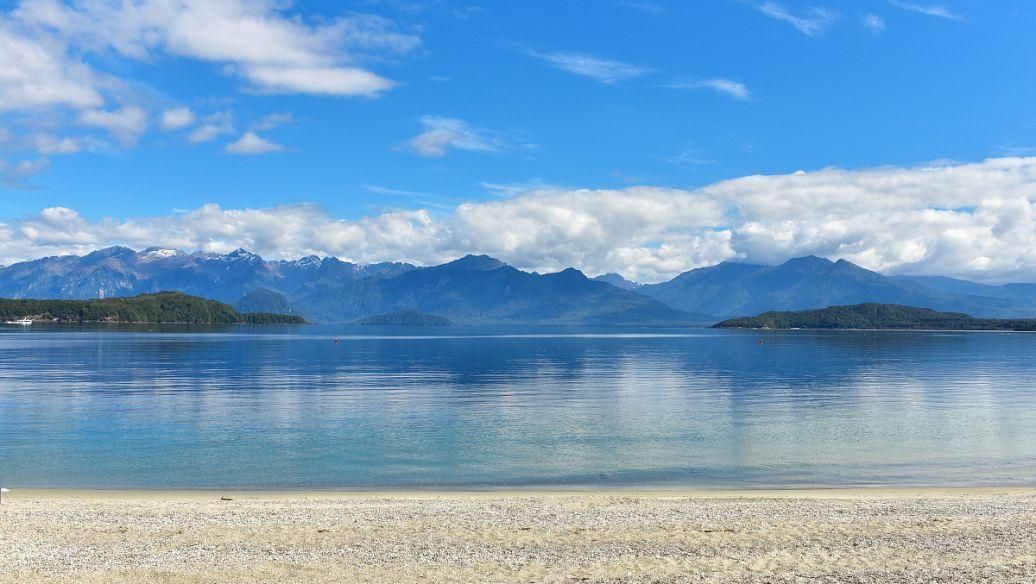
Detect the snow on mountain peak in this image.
<box><xmin>295</xmin><ymin>255</ymin><xmax>322</xmax><ymax>268</ymax></box>
<box><xmin>140</xmin><ymin>247</ymin><xmax>184</xmax><ymax>259</ymax></box>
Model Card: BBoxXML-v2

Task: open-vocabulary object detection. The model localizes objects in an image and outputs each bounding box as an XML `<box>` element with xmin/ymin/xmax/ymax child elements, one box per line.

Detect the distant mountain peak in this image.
<box><xmin>781</xmin><ymin>255</ymin><xmax>833</xmax><ymax>267</ymax></box>
<box><xmin>294</xmin><ymin>255</ymin><xmax>322</xmax><ymax>269</ymax></box>
<box><xmin>593</xmin><ymin>272</ymin><xmax>640</xmax><ymax>290</ymax></box>
<box><xmin>139</xmin><ymin>247</ymin><xmax>185</xmax><ymax>259</ymax></box>
<box><xmin>441</xmin><ymin>254</ymin><xmax>506</xmax><ymax>271</ymax></box>
<box><xmin>225</xmin><ymin>248</ymin><xmax>262</xmax><ymax>262</ymax></box>
<box><xmin>86</xmin><ymin>246</ymin><xmax>136</xmax><ymax>258</ymax></box>
<box><xmin>549</xmin><ymin>267</ymin><xmax>588</xmax><ymax>280</ymax></box>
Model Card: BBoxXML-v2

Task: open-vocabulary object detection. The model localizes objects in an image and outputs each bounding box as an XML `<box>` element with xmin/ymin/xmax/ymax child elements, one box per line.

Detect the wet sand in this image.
<box><xmin>2</xmin><ymin>487</ymin><xmax>1034</xmax><ymax>582</ymax></box>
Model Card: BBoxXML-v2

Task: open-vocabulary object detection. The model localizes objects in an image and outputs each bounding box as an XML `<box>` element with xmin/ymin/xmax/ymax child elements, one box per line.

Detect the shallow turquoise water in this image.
<box><xmin>1</xmin><ymin>325</ymin><xmax>1034</xmax><ymax>488</ymax></box>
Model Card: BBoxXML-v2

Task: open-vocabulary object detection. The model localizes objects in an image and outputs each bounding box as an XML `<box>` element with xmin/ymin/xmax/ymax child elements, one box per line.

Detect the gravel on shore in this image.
<box><xmin>1</xmin><ymin>488</ymin><xmax>1034</xmax><ymax>583</ymax></box>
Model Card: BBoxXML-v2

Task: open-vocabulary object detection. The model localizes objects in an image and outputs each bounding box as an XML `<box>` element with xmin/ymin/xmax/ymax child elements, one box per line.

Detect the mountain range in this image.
<box><xmin>2</xmin><ymin>247</ymin><xmax>1035</xmax><ymax>323</ymax></box>
<box><xmin>0</xmin><ymin>248</ymin><xmax>698</xmax><ymax>325</ymax></box>
<box><xmin>638</xmin><ymin>256</ymin><xmax>1036</xmax><ymax>319</ymax></box>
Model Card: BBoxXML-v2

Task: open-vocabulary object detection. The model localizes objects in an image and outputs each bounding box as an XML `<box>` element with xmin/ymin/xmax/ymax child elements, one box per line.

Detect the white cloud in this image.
<box><xmin>30</xmin><ymin>134</ymin><xmax>95</xmax><ymax>155</ymax></box>
<box><xmin>225</xmin><ymin>131</ymin><xmax>284</xmax><ymax>155</ymax></box>
<box><xmin>251</xmin><ymin>112</ymin><xmax>293</xmax><ymax>131</ymax></box>
<box><xmin>407</xmin><ymin>116</ymin><xmax>498</xmax><ymax>157</ymax></box>
<box><xmin>666</xmin><ymin>144</ymin><xmax>715</xmax><ymax>166</ymax></box>
<box><xmin>242</xmin><ymin>64</ymin><xmax>394</xmax><ymax>96</ymax></box>
<box><xmin>673</xmin><ymin>78</ymin><xmax>750</xmax><ymax>100</ymax></box>
<box><xmin>996</xmin><ymin>145</ymin><xmax>1036</xmax><ymax>157</ymax></box>
<box><xmin>613</xmin><ymin>1</ymin><xmax>666</xmax><ymax>15</ymax></box>
<box><xmin>528</xmin><ymin>50</ymin><xmax>647</xmax><ymax>84</ymax></box>
<box><xmin>0</xmin><ymin>157</ymin><xmax>50</xmax><ymax>188</ymax></box>
<box><xmin>0</xmin><ymin>0</ymin><xmax>419</xmax><ymax>176</ymax></box>
<box><xmin>889</xmin><ymin>1</ymin><xmax>963</xmax><ymax>22</ymax></box>
<box><xmin>160</xmin><ymin>106</ymin><xmax>195</xmax><ymax>130</ymax></box>
<box><xmin>77</xmin><ymin>106</ymin><xmax>148</xmax><ymax>145</ymax></box>
<box><xmin>6</xmin><ymin>158</ymin><xmax>1036</xmax><ymax>284</ymax></box>
<box><xmin>756</xmin><ymin>2</ymin><xmax>839</xmax><ymax>36</ymax></box>
<box><xmin>480</xmin><ymin>179</ymin><xmax>566</xmax><ymax>198</ymax></box>
<box><xmin>863</xmin><ymin>14</ymin><xmax>886</xmax><ymax>33</ymax></box>
<box><xmin>0</xmin><ymin>20</ymin><xmax>104</xmax><ymax>112</ymax></box>
<box><xmin>188</xmin><ymin>111</ymin><xmax>234</xmax><ymax>143</ymax></box>
<box><xmin>13</xmin><ymin>0</ymin><xmax>419</xmax><ymax>97</ymax></box>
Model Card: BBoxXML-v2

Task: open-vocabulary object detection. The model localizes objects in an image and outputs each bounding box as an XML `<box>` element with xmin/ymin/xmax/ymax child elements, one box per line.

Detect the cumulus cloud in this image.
<box><xmin>756</xmin><ymin>2</ymin><xmax>839</xmax><ymax>36</ymax></box>
<box><xmin>0</xmin><ymin>19</ymin><xmax>104</xmax><ymax>112</ymax></box>
<box><xmin>188</xmin><ymin>111</ymin><xmax>234</xmax><ymax>143</ymax></box>
<box><xmin>160</xmin><ymin>106</ymin><xmax>195</xmax><ymax>130</ymax></box>
<box><xmin>32</xmin><ymin>134</ymin><xmax>86</xmax><ymax>154</ymax></box>
<box><xmin>12</xmin><ymin>0</ymin><xmax>419</xmax><ymax>97</ymax></box>
<box><xmin>5</xmin><ymin>157</ymin><xmax>1036</xmax><ymax>284</ymax></box>
<box><xmin>76</xmin><ymin>106</ymin><xmax>148</xmax><ymax>145</ymax></box>
<box><xmin>407</xmin><ymin>116</ymin><xmax>498</xmax><ymax>157</ymax></box>
<box><xmin>225</xmin><ymin>131</ymin><xmax>284</xmax><ymax>155</ymax></box>
<box><xmin>528</xmin><ymin>50</ymin><xmax>647</xmax><ymax>84</ymax></box>
<box><xmin>0</xmin><ymin>0</ymin><xmax>419</xmax><ymax>169</ymax></box>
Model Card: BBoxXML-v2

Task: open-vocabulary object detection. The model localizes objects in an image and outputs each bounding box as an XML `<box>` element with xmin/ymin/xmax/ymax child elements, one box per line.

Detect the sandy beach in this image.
<box><xmin>1</xmin><ymin>487</ymin><xmax>1034</xmax><ymax>583</ymax></box>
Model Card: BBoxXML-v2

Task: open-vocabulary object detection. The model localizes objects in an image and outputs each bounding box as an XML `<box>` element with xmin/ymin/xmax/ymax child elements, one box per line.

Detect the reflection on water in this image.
<box><xmin>1</xmin><ymin>325</ymin><xmax>1035</xmax><ymax>488</ymax></box>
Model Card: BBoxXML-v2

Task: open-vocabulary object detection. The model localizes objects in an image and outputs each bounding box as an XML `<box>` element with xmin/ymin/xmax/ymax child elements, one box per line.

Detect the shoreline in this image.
<box><xmin>6</xmin><ymin>484</ymin><xmax>1036</xmax><ymax>500</ymax></box>
<box><xmin>4</xmin><ymin>486</ymin><xmax>1034</xmax><ymax>582</ymax></box>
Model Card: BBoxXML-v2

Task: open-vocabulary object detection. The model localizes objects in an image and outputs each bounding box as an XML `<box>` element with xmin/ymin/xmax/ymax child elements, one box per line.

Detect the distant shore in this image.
<box><xmin>3</xmin><ymin>487</ymin><xmax>1034</xmax><ymax>582</ymax></box>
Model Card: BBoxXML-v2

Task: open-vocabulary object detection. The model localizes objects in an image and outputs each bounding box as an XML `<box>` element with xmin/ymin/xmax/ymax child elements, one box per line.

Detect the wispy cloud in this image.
<box><xmin>756</xmin><ymin>2</ymin><xmax>839</xmax><ymax>36</ymax></box>
<box><xmin>862</xmin><ymin>14</ymin><xmax>886</xmax><ymax>33</ymax></box>
<box><xmin>995</xmin><ymin>145</ymin><xmax>1036</xmax><ymax>157</ymax></box>
<box><xmin>363</xmin><ymin>184</ymin><xmax>455</xmax><ymax>209</ymax></box>
<box><xmin>0</xmin><ymin>157</ymin><xmax>50</xmax><ymax>189</ymax></box>
<box><xmin>407</xmin><ymin>116</ymin><xmax>499</xmax><ymax>157</ymax></box>
<box><xmin>527</xmin><ymin>50</ymin><xmax>647</xmax><ymax>84</ymax></box>
<box><xmin>479</xmin><ymin>179</ymin><xmax>566</xmax><ymax>198</ymax></box>
<box><xmin>613</xmin><ymin>1</ymin><xmax>666</xmax><ymax>15</ymax></box>
<box><xmin>667</xmin><ymin>78</ymin><xmax>750</xmax><ymax>101</ymax></box>
<box><xmin>452</xmin><ymin>6</ymin><xmax>484</xmax><ymax>19</ymax></box>
<box><xmin>364</xmin><ymin>184</ymin><xmax>441</xmax><ymax>198</ymax></box>
<box><xmin>698</xmin><ymin>79</ymin><xmax>750</xmax><ymax>100</ymax></box>
<box><xmin>666</xmin><ymin>144</ymin><xmax>715</xmax><ymax>166</ymax></box>
<box><xmin>251</xmin><ymin>113</ymin><xmax>294</xmax><ymax>131</ymax></box>
<box><xmin>889</xmin><ymin>1</ymin><xmax>964</xmax><ymax>22</ymax></box>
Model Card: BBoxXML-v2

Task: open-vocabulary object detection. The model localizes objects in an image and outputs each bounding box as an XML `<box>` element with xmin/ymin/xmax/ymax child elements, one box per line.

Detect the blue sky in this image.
<box><xmin>3</xmin><ymin>1</ymin><xmax>1036</xmax><ymax>282</ymax></box>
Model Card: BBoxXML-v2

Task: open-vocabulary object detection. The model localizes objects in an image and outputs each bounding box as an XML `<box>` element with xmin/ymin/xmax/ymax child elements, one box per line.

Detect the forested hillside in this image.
<box><xmin>713</xmin><ymin>303</ymin><xmax>1036</xmax><ymax>331</ymax></box>
<box><xmin>0</xmin><ymin>292</ymin><xmax>304</xmax><ymax>324</ymax></box>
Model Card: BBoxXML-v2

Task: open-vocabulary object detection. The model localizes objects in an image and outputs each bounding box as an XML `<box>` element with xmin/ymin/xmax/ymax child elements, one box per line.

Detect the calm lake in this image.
<box><xmin>1</xmin><ymin>325</ymin><xmax>1034</xmax><ymax>489</ymax></box>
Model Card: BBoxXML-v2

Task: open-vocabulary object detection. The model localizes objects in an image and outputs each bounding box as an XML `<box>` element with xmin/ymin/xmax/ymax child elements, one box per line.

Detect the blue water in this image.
<box><xmin>1</xmin><ymin>325</ymin><xmax>1035</xmax><ymax>489</ymax></box>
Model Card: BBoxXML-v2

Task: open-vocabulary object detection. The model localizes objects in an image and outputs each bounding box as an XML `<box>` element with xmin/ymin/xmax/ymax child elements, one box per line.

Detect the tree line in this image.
<box><xmin>0</xmin><ymin>292</ymin><xmax>304</xmax><ymax>324</ymax></box>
